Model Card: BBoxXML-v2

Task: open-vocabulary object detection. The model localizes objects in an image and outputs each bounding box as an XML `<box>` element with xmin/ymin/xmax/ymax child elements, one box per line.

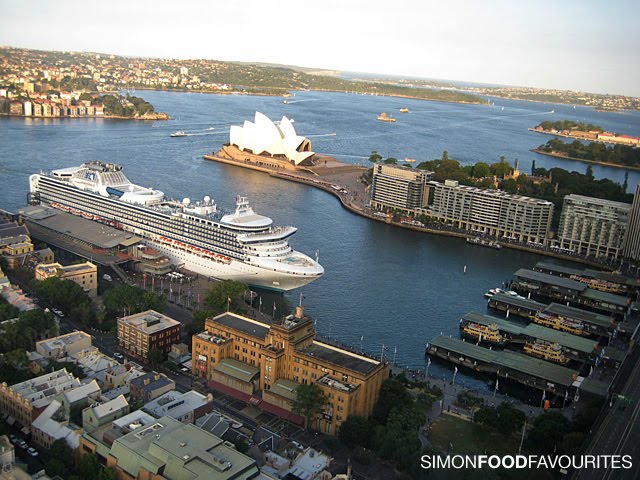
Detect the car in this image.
<box><xmin>180</xmin><ymin>367</ymin><xmax>190</xmax><ymax>373</ymax></box>
<box><xmin>17</xmin><ymin>440</ymin><xmax>28</xmax><ymax>449</ymax></box>
<box><xmin>27</xmin><ymin>447</ymin><xmax>39</xmax><ymax>457</ymax></box>
<box><xmin>8</xmin><ymin>434</ymin><xmax>17</xmax><ymax>444</ymax></box>
<box><xmin>113</xmin><ymin>353</ymin><xmax>124</xmax><ymax>361</ymax></box>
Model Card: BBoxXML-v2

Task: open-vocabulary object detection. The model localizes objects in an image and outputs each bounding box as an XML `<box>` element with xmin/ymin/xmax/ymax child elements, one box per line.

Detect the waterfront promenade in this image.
<box><xmin>203</xmin><ymin>152</ymin><xmax>619</xmax><ymax>271</ymax></box>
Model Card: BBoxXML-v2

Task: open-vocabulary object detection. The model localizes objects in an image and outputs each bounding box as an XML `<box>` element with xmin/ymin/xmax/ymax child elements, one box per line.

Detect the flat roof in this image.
<box><xmin>581</xmin><ymin>288</ymin><xmax>629</xmax><ymax>308</ymax></box>
<box><xmin>36</xmin><ymin>331</ymin><xmax>92</xmax><ymax>354</ymax></box>
<box><xmin>583</xmin><ymin>269</ymin><xmax>640</xmax><ymax>289</ymax></box>
<box><xmin>296</xmin><ymin>341</ymin><xmax>381</xmax><ymax>376</ymax></box>
<box><xmin>490</xmin><ymin>292</ymin><xmax>548</xmax><ymax>311</ymax></box>
<box><xmin>119</xmin><ymin>310</ymin><xmax>181</xmax><ymax>334</ymax></box>
<box><xmin>19</xmin><ymin>205</ymin><xmax>141</xmax><ymax>249</ymax></box>
<box><xmin>534</xmin><ymin>262</ymin><xmax>584</xmax><ymax>277</ymax></box>
<box><xmin>268</xmin><ymin>378</ymin><xmax>299</xmax><ymax>402</ymax></box>
<box><xmin>214</xmin><ymin>358</ymin><xmax>260</xmax><ymax>383</ymax></box>
<box><xmin>430</xmin><ymin>336</ymin><xmax>579</xmax><ymax>387</ymax></box>
<box><xmin>212</xmin><ymin>313</ymin><xmax>270</xmax><ymax>340</ymax></box>
<box><xmin>545</xmin><ymin>303</ymin><xmax>614</xmax><ymax>328</ymax></box>
<box><xmin>514</xmin><ymin>269</ymin><xmax>588</xmax><ymax>292</ymax></box>
<box><xmin>522</xmin><ymin>323</ymin><xmax>598</xmax><ymax>354</ymax></box>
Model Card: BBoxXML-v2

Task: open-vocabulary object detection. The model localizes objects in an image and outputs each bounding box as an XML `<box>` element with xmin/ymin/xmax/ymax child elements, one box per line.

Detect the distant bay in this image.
<box><xmin>1</xmin><ymin>90</ymin><xmax>638</xmax><ymax>389</ymax></box>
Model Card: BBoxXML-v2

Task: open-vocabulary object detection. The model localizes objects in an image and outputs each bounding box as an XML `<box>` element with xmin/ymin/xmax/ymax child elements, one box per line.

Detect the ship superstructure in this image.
<box><xmin>29</xmin><ymin>161</ymin><xmax>323</xmax><ymax>291</ymax></box>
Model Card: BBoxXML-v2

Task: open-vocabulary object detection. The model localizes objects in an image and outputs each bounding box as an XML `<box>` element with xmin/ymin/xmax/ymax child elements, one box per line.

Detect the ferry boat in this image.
<box><xmin>29</xmin><ymin>162</ymin><xmax>323</xmax><ymax>291</ymax></box>
<box><xmin>484</xmin><ymin>288</ymin><xmax>504</xmax><ymax>299</ymax></box>
<box><xmin>399</xmin><ymin>108</ymin><xmax>410</xmax><ymax>113</ymax></box>
<box><xmin>170</xmin><ymin>131</ymin><xmax>188</xmax><ymax>137</ymax></box>
<box><xmin>376</xmin><ymin>112</ymin><xmax>396</xmax><ymax>123</ymax></box>
<box><xmin>523</xmin><ymin>341</ymin><xmax>570</xmax><ymax>364</ymax></box>
<box><xmin>461</xmin><ymin>322</ymin><xmax>506</xmax><ymax>346</ymax></box>
<box><xmin>532</xmin><ymin>312</ymin><xmax>585</xmax><ymax>336</ymax></box>
<box><xmin>466</xmin><ymin>237</ymin><xmax>502</xmax><ymax>250</ymax></box>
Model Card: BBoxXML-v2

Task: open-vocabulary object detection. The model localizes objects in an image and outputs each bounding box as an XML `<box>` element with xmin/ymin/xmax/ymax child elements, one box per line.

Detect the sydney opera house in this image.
<box><xmin>218</xmin><ymin>112</ymin><xmax>316</xmax><ymax>169</ymax></box>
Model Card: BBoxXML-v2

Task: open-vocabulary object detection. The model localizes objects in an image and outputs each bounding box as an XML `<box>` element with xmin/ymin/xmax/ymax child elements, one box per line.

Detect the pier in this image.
<box><xmin>460</xmin><ymin>312</ymin><xmax>599</xmax><ymax>363</ymax></box>
<box><xmin>426</xmin><ymin>336</ymin><xmax>608</xmax><ymax>400</ymax></box>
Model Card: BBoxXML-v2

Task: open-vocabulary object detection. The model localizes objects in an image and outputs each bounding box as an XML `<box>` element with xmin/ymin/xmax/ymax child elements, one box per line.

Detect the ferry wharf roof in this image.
<box><xmin>534</xmin><ymin>262</ymin><xmax>584</xmax><ymax>277</ymax></box>
<box><xmin>211</xmin><ymin>313</ymin><xmax>270</xmax><ymax>340</ymax></box>
<box><xmin>462</xmin><ymin>312</ymin><xmax>597</xmax><ymax>354</ymax></box>
<box><xmin>545</xmin><ymin>303</ymin><xmax>614</xmax><ymax>328</ymax></box>
<box><xmin>581</xmin><ymin>288</ymin><xmax>630</xmax><ymax>308</ymax></box>
<box><xmin>429</xmin><ymin>336</ymin><xmax>579</xmax><ymax>388</ymax></box>
<box><xmin>296</xmin><ymin>341</ymin><xmax>381</xmax><ymax>376</ymax></box>
<box><xmin>514</xmin><ymin>269</ymin><xmax>588</xmax><ymax>293</ymax></box>
<box><xmin>490</xmin><ymin>292</ymin><xmax>548</xmax><ymax>312</ymax></box>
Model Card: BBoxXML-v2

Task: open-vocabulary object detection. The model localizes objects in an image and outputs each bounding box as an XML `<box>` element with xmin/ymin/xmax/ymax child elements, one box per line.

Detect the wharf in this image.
<box><xmin>427</xmin><ymin>336</ymin><xmax>607</xmax><ymax>399</ymax></box>
<box><xmin>487</xmin><ymin>292</ymin><xmax>547</xmax><ymax>317</ymax></box>
<box><xmin>512</xmin><ymin>268</ymin><xmax>631</xmax><ymax>316</ymax></box>
<box><xmin>461</xmin><ymin>312</ymin><xmax>598</xmax><ymax>362</ymax></box>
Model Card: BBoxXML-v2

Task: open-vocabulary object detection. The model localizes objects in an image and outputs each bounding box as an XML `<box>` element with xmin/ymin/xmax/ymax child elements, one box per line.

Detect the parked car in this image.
<box><xmin>17</xmin><ymin>440</ymin><xmax>28</xmax><ymax>450</ymax></box>
<box><xmin>113</xmin><ymin>353</ymin><xmax>124</xmax><ymax>361</ymax></box>
<box><xmin>8</xmin><ymin>434</ymin><xmax>17</xmax><ymax>444</ymax></box>
<box><xmin>27</xmin><ymin>447</ymin><xmax>39</xmax><ymax>457</ymax></box>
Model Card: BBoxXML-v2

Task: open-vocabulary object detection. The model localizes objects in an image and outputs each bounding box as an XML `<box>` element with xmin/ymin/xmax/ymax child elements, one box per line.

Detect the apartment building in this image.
<box><xmin>371</xmin><ymin>163</ymin><xmax>433</xmax><ymax>211</ymax></box>
<box><xmin>192</xmin><ymin>307</ymin><xmax>389</xmax><ymax>435</ymax></box>
<box><xmin>558</xmin><ymin>194</ymin><xmax>631</xmax><ymax>259</ymax></box>
<box><xmin>622</xmin><ymin>184</ymin><xmax>640</xmax><ymax>263</ymax></box>
<box><xmin>117</xmin><ymin>310</ymin><xmax>181</xmax><ymax>359</ymax></box>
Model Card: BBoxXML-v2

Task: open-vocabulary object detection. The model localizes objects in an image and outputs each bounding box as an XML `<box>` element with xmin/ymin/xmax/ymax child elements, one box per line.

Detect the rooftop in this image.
<box><xmin>296</xmin><ymin>341</ymin><xmax>381</xmax><ymax>376</ymax></box>
<box><xmin>35</xmin><ymin>331</ymin><xmax>92</xmax><ymax>357</ymax></box>
<box><xmin>213</xmin><ymin>358</ymin><xmax>260</xmax><ymax>383</ymax></box>
<box><xmin>118</xmin><ymin>310</ymin><xmax>181</xmax><ymax>334</ymax></box>
<box><xmin>143</xmin><ymin>390</ymin><xmax>211</xmax><ymax>420</ymax></box>
<box><xmin>211</xmin><ymin>312</ymin><xmax>270</xmax><ymax>339</ymax></box>
<box><xmin>430</xmin><ymin>336</ymin><xmax>580</xmax><ymax>387</ymax></box>
<box><xmin>130</xmin><ymin>372</ymin><xmax>175</xmax><ymax>393</ymax></box>
<box><xmin>581</xmin><ymin>288</ymin><xmax>630</xmax><ymax>308</ymax></box>
<box><xmin>6</xmin><ymin>368</ymin><xmax>81</xmax><ymax>409</ymax></box>
<box><xmin>63</xmin><ymin>379</ymin><xmax>100</xmax><ymax>405</ymax></box>
<box><xmin>514</xmin><ymin>269</ymin><xmax>588</xmax><ymax>292</ymax></box>
<box><xmin>544</xmin><ymin>303</ymin><xmax>614</xmax><ymax>328</ymax></box>
<box><xmin>490</xmin><ymin>292</ymin><xmax>548</xmax><ymax>311</ymax></box>
<box><xmin>88</xmin><ymin>395</ymin><xmax>129</xmax><ymax>420</ymax></box>
<box><xmin>31</xmin><ymin>400</ymin><xmax>81</xmax><ymax>449</ymax></box>
<box><xmin>108</xmin><ymin>416</ymin><xmax>258</xmax><ymax>480</ymax></box>
<box><xmin>268</xmin><ymin>378</ymin><xmax>300</xmax><ymax>402</ymax></box>
<box><xmin>534</xmin><ymin>262</ymin><xmax>584</xmax><ymax>277</ymax></box>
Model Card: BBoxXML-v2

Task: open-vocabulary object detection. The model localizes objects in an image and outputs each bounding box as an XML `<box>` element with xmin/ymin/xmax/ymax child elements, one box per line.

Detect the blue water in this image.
<box><xmin>1</xmin><ymin>91</ymin><xmax>638</xmax><ymax>389</ymax></box>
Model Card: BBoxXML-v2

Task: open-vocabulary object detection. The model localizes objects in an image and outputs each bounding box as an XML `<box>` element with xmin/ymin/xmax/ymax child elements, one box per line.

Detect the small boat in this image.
<box><xmin>170</xmin><ymin>131</ymin><xmax>188</xmax><ymax>137</ymax></box>
<box><xmin>466</xmin><ymin>236</ymin><xmax>502</xmax><ymax>250</ymax></box>
<box><xmin>403</xmin><ymin>158</ymin><xmax>416</xmax><ymax>163</ymax></box>
<box><xmin>399</xmin><ymin>108</ymin><xmax>410</xmax><ymax>113</ymax></box>
<box><xmin>377</xmin><ymin>112</ymin><xmax>396</xmax><ymax>123</ymax></box>
<box><xmin>484</xmin><ymin>288</ymin><xmax>505</xmax><ymax>299</ymax></box>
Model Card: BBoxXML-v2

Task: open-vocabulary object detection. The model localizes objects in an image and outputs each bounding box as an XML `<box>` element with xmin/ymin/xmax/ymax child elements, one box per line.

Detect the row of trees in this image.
<box><xmin>538</xmin><ymin>138</ymin><xmax>640</xmax><ymax>167</ymax></box>
<box><xmin>537</xmin><ymin>120</ymin><xmax>603</xmax><ymax>132</ymax></box>
<box><xmin>45</xmin><ymin>439</ymin><xmax>117</xmax><ymax>480</ymax></box>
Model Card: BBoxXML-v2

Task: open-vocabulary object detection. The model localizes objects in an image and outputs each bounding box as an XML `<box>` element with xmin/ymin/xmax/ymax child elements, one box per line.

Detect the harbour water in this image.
<box><xmin>1</xmin><ymin>90</ymin><xmax>639</xmax><ymax>388</ymax></box>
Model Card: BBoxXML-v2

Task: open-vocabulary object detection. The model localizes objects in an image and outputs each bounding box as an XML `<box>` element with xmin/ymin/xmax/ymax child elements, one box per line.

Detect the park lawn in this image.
<box><xmin>429</xmin><ymin>413</ymin><xmax>517</xmax><ymax>456</ymax></box>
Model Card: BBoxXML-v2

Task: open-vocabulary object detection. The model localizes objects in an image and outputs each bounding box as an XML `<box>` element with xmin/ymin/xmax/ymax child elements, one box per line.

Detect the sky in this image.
<box><xmin>1</xmin><ymin>0</ymin><xmax>639</xmax><ymax>97</ymax></box>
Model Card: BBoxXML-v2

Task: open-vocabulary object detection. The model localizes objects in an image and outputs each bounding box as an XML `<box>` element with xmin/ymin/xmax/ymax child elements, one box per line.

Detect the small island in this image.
<box><xmin>533</xmin><ymin>138</ymin><xmax>640</xmax><ymax>170</ymax></box>
<box><xmin>530</xmin><ymin>120</ymin><xmax>639</xmax><ymax>147</ymax></box>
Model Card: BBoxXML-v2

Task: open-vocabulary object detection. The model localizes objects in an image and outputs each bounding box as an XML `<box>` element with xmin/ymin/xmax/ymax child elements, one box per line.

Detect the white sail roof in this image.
<box><xmin>229</xmin><ymin>112</ymin><xmax>314</xmax><ymax>165</ymax></box>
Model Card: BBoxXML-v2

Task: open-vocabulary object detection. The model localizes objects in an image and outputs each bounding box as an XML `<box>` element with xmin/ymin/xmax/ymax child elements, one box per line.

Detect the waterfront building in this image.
<box><xmin>228</xmin><ymin>111</ymin><xmax>315</xmax><ymax>165</ymax></box>
<box><xmin>0</xmin><ymin>369</ymin><xmax>81</xmax><ymax>427</ymax></box>
<box><xmin>192</xmin><ymin>307</ymin><xmax>389</xmax><ymax>435</ymax></box>
<box><xmin>558</xmin><ymin>194</ymin><xmax>631</xmax><ymax>260</ymax></box>
<box><xmin>117</xmin><ymin>310</ymin><xmax>181</xmax><ymax>360</ymax></box>
<box><xmin>426</xmin><ymin>180</ymin><xmax>554</xmax><ymax>244</ymax></box>
<box><xmin>87</xmin><ymin>416</ymin><xmax>259</xmax><ymax>480</ymax></box>
<box><xmin>370</xmin><ymin>163</ymin><xmax>433</xmax><ymax>212</ymax></box>
<box><xmin>34</xmin><ymin>261</ymin><xmax>98</xmax><ymax>297</ymax></box>
<box><xmin>622</xmin><ymin>184</ymin><xmax>640</xmax><ymax>263</ymax></box>
<box><xmin>35</xmin><ymin>331</ymin><xmax>93</xmax><ymax>360</ymax></box>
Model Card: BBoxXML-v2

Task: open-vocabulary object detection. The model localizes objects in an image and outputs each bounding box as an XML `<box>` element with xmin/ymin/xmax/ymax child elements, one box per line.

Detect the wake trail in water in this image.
<box><xmin>306</xmin><ymin>133</ymin><xmax>337</xmax><ymax>137</ymax></box>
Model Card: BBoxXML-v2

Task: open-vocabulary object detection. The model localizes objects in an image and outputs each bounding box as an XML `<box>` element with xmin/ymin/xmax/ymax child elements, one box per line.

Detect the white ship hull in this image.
<box><xmin>148</xmin><ymin>240</ymin><xmax>320</xmax><ymax>291</ymax></box>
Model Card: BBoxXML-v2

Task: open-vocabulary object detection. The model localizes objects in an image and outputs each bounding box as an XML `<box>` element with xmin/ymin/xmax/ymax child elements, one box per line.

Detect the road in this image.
<box><xmin>572</xmin><ymin>344</ymin><xmax>640</xmax><ymax>480</ymax></box>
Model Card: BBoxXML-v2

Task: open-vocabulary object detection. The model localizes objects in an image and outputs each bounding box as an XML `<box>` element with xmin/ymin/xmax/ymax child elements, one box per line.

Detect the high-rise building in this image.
<box><xmin>558</xmin><ymin>194</ymin><xmax>631</xmax><ymax>260</ymax></box>
<box><xmin>426</xmin><ymin>180</ymin><xmax>554</xmax><ymax>244</ymax></box>
<box><xmin>622</xmin><ymin>184</ymin><xmax>640</xmax><ymax>263</ymax></box>
<box><xmin>371</xmin><ymin>164</ymin><xmax>433</xmax><ymax>211</ymax></box>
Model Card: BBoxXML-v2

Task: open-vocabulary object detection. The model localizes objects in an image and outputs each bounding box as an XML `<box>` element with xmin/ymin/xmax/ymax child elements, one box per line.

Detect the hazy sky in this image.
<box><xmin>1</xmin><ymin>0</ymin><xmax>638</xmax><ymax>96</ymax></box>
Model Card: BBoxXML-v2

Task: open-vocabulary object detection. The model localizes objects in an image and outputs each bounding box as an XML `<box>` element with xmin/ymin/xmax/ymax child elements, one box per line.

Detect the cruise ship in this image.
<box><xmin>29</xmin><ymin>161</ymin><xmax>324</xmax><ymax>291</ymax></box>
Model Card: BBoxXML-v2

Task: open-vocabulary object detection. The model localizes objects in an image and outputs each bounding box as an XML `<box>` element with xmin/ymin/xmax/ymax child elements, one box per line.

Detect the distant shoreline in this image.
<box><xmin>0</xmin><ymin>112</ymin><xmax>170</xmax><ymax>121</ymax></box>
<box><xmin>531</xmin><ymin>148</ymin><xmax>640</xmax><ymax>171</ymax></box>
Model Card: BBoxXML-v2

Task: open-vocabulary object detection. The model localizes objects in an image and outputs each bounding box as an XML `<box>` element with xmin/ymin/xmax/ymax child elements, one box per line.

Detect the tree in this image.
<box><xmin>76</xmin><ymin>453</ymin><xmax>100</xmax><ymax>479</ymax></box>
<box><xmin>472</xmin><ymin>162</ymin><xmax>490</xmax><ymax>178</ymax></box>
<box><xmin>147</xmin><ymin>347</ymin><xmax>164</xmax><ymax>365</ymax></box>
<box><xmin>586</xmin><ymin>164</ymin><xmax>594</xmax><ymax>181</ymax></box>
<box><xmin>531</xmin><ymin>159</ymin><xmax>536</xmax><ymax>176</ymax></box>
<box><xmin>442</xmin><ymin>151</ymin><xmax>449</xmax><ymax>161</ymax></box>
<box><xmin>292</xmin><ymin>383</ymin><xmax>325</xmax><ymax>430</ymax></box>
<box><xmin>500</xmin><ymin>178</ymin><xmax>518</xmax><ymax>194</ymax></box>
<box><xmin>99</xmin><ymin>468</ymin><xmax>119</xmax><ymax>480</ymax></box>
<box><xmin>383</xmin><ymin>157</ymin><xmax>398</xmax><ymax>165</ymax></box>
<box><xmin>372</xmin><ymin>378</ymin><xmax>410</xmax><ymax>424</ymax></box>
<box><xmin>490</xmin><ymin>160</ymin><xmax>512</xmax><ymax>178</ymax></box>
<box><xmin>368</xmin><ymin>151</ymin><xmax>382</xmax><ymax>163</ymax></box>
<box><xmin>103</xmin><ymin>285</ymin><xmax>166</xmax><ymax>320</ymax></box>
<box><xmin>338</xmin><ymin>415</ymin><xmax>375</xmax><ymax>449</ymax></box>
<box><xmin>527</xmin><ymin>412</ymin><xmax>570</xmax><ymax>452</ymax></box>
<box><xmin>203</xmin><ymin>280</ymin><xmax>247</xmax><ymax>313</ymax></box>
